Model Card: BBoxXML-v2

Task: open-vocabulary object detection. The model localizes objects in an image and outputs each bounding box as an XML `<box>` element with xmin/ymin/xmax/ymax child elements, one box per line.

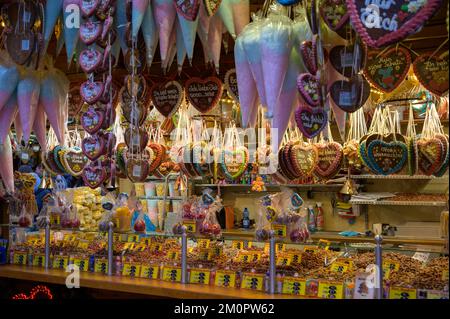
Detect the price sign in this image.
<box><xmin>212</xmin><ymin>246</ymin><xmax>223</xmax><ymax>257</ymax></box>
<box><xmin>127</xmin><ymin>234</ymin><xmax>140</xmax><ymax>243</ymax></box>
<box><xmin>276</xmin><ymin>255</ymin><xmax>292</xmax><ymax>267</ymax></box>
<box><xmin>330</xmin><ymin>262</ymin><xmax>350</xmax><ymax>273</ymax></box>
<box><xmin>197</xmin><ymin>239</ymin><xmax>210</xmax><ymax>249</ymax></box>
<box><xmin>150</xmin><ymin>243</ymin><xmax>163</xmax><ymax>252</ymax></box>
<box><xmin>239</xmin><ymin>252</ymin><xmax>261</xmax><ymax>263</ymax></box>
<box><xmin>273</xmin><ymin>224</ymin><xmax>286</xmax><ymax>237</ymax></box>
<box><xmin>140</xmin><ymin>237</ymin><xmax>152</xmax><ymax>245</ymax></box>
<box><xmin>123</xmin><ymin>243</ymin><xmax>135</xmax><ymax>251</ymax></box>
<box><xmin>13</xmin><ymin>251</ymin><xmax>27</xmax><ymax>265</ymax></box>
<box><xmin>389</xmin><ymin>287</ymin><xmax>417</xmax><ymax>299</ymax></box>
<box><xmin>417</xmin><ymin>289</ymin><xmax>449</xmax><ymax>300</ymax></box>
<box><xmin>282</xmin><ymin>277</ymin><xmax>306</xmax><ymax>295</ymax></box>
<box><xmin>72</xmin><ymin>257</ymin><xmax>89</xmax><ymax>271</ymax></box>
<box><xmin>162</xmin><ymin>266</ymin><xmax>181</xmax><ymax>282</ymax></box>
<box><xmin>189</xmin><ymin>269</ymin><xmax>211</xmax><ymax>285</ymax></box>
<box><xmin>133</xmin><ymin>244</ymin><xmax>147</xmax><ymax>252</ymax></box>
<box><xmin>122</xmin><ymin>263</ymin><xmax>141</xmax><ymax>277</ymax></box>
<box><xmin>241</xmin><ymin>273</ymin><xmax>264</xmax><ymax>291</ymax></box>
<box><xmin>318</xmin><ymin>281</ymin><xmax>344</xmax><ymax>299</ymax></box>
<box><xmin>84</xmin><ymin>233</ymin><xmax>96</xmax><ymax>240</ymax></box>
<box><xmin>32</xmin><ymin>254</ymin><xmax>46</xmax><ymax>267</ymax></box>
<box><xmin>198</xmin><ymin>248</ymin><xmax>213</xmax><ymax>261</ymax></box>
<box><xmin>232</xmin><ymin>241</ymin><xmax>245</xmax><ymax>249</ymax></box>
<box><xmin>166</xmin><ymin>250</ymin><xmax>179</xmax><ymax>260</ymax></box>
<box><xmin>318</xmin><ymin>239</ymin><xmax>331</xmax><ymax>250</ymax></box>
<box><xmin>94</xmin><ymin>258</ymin><xmax>108</xmax><ymax>274</ymax></box>
<box><xmin>140</xmin><ymin>264</ymin><xmax>159</xmax><ymax>279</ymax></box>
<box><xmin>289</xmin><ymin>252</ymin><xmax>302</xmax><ymax>264</ymax></box>
<box><xmin>52</xmin><ymin>255</ymin><xmax>69</xmax><ymax>269</ymax></box>
<box><xmin>304</xmin><ymin>246</ymin><xmax>319</xmax><ymax>253</ymax></box>
<box><xmin>442</xmin><ymin>270</ymin><xmax>449</xmax><ymax>281</ymax></box>
<box><xmin>183</xmin><ymin>220</ymin><xmax>196</xmax><ymax>233</ymax></box>
<box><xmin>383</xmin><ymin>260</ymin><xmax>400</xmax><ymax>278</ymax></box>
<box><xmin>214</xmin><ymin>270</ymin><xmax>236</xmax><ymax>288</ymax></box>
<box><xmin>412</xmin><ymin>252</ymin><xmax>430</xmax><ymax>263</ymax></box>
<box><xmin>113</xmin><ymin>233</ymin><xmax>121</xmax><ymax>242</ymax></box>
<box><xmin>264</xmin><ymin>243</ymin><xmax>285</xmax><ymax>254</ymax></box>
<box><xmin>51</xmin><ymin>213</ymin><xmax>60</xmax><ymax>226</ymax></box>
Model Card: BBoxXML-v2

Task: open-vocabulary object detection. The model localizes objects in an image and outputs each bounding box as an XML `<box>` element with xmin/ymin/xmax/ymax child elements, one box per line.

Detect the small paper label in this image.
<box><xmin>21</xmin><ymin>39</ymin><xmax>30</xmax><ymax>51</ymax></box>
<box><xmin>52</xmin><ymin>256</ymin><xmax>69</xmax><ymax>269</ymax></box>
<box><xmin>241</xmin><ymin>273</ymin><xmax>264</xmax><ymax>291</ymax></box>
<box><xmin>273</xmin><ymin>224</ymin><xmax>286</xmax><ymax>237</ymax></box>
<box><xmin>32</xmin><ymin>254</ymin><xmax>46</xmax><ymax>267</ymax></box>
<box><xmin>197</xmin><ymin>239</ymin><xmax>210</xmax><ymax>249</ymax></box>
<box><xmin>330</xmin><ymin>262</ymin><xmax>350</xmax><ymax>273</ymax></box>
<box><xmin>276</xmin><ymin>256</ymin><xmax>292</xmax><ymax>267</ymax></box>
<box><xmin>13</xmin><ymin>252</ymin><xmax>27</xmax><ymax>265</ymax></box>
<box><xmin>127</xmin><ymin>234</ymin><xmax>139</xmax><ymax>243</ymax></box>
<box><xmin>182</xmin><ymin>220</ymin><xmax>196</xmax><ymax>233</ymax></box>
<box><xmin>166</xmin><ymin>250</ymin><xmax>179</xmax><ymax>260</ymax></box>
<box><xmin>189</xmin><ymin>269</ymin><xmax>211</xmax><ymax>285</ymax></box>
<box><xmin>231</xmin><ymin>241</ymin><xmax>245</xmax><ymax>249</ymax></box>
<box><xmin>94</xmin><ymin>259</ymin><xmax>108</xmax><ymax>274</ymax></box>
<box><xmin>140</xmin><ymin>265</ymin><xmax>159</xmax><ymax>279</ymax></box>
<box><xmin>214</xmin><ymin>270</ymin><xmax>236</xmax><ymax>288</ymax></box>
<box><xmin>132</xmin><ymin>165</ymin><xmax>142</xmax><ymax>177</ymax></box>
<box><xmin>412</xmin><ymin>252</ymin><xmax>430</xmax><ymax>263</ymax></box>
<box><xmin>340</xmin><ymin>52</ymin><xmax>354</xmax><ymax>67</ymax></box>
<box><xmin>288</xmin><ymin>252</ymin><xmax>302</xmax><ymax>264</ymax></box>
<box><xmin>339</xmin><ymin>91</ymin><xmax>352</xmax><ymax>106</ymax></box>
<box><xmin>122</xmin><ymin>263</ymin><xmax>141</xmax><ymax>277</ymax></box>
<box><xmin>318</xmin><ymin>280</ymin><xmax>344</xmax><ymax>299</ymax></box>
<box><xmin>282</xmin><ymin>277</ymin><xmax>306</xmax><ymax>295</ymax></box>
<box><xmin>162</xmin><ymin>266</ymin><xmax>181</xmax><ymax>282</ymax></box>
<box><xmin>389</xmin><ymin>287</ymin><xmax>417</xmax><ymax>299</ymax></box>
<box><xmin>71</xmin><ymin>257</ymin><xmax>89</xmax><ymax>271</ymax></box>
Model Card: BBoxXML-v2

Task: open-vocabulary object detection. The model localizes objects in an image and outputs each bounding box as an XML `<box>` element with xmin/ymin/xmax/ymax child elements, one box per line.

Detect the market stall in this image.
<box><xmin>0</xmin><ymin>0</ymin><xmax>448</xmax><ymax>300</ymax></box>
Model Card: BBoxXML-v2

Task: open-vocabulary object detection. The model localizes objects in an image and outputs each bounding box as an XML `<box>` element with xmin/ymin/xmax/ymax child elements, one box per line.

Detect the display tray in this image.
<box><xmin>0</xmin><ymin>265</ymin><xmax>300</xmax><ymax>299</ymax></box>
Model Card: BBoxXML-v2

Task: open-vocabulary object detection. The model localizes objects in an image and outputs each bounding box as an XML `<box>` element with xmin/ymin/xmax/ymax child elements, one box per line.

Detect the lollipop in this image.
<box><xmin>17</xmin><ymin>73</ymin><xmax>40</xmax><ymax>143</ymax></box>
<box><xmin>154</xmin><ymin>0</ymin><xmax>177</xmax><ymax>64</ymax></box>
<box><xmin>0</xmin><ymin>92</ymin><xmax>18</xmax><ymax>145</ymax></box>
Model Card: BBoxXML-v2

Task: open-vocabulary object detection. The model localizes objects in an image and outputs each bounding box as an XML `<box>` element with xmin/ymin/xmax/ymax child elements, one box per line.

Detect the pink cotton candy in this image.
<box><xmin>0</xmin><ymin>92</ymin><xmax>18</xmax><ymax>145</ymax></box>
<box><xmin>17</xmin><ymin>74</ymin><xmax>40</xmax><ymax>143</ymax></box>
<box><xmin>162</xmin><ymin>24</ymin><xmax>177</xmax><ymax>71</ymax></box>
<box><xmin>14</xmin><ymin>112</ymin><xmax>23</xmax><ymax>142</ymax></box>
<box><xmin>176</xmin><ymin>18</ymin><xmax>187</xmax><ymax>71</ymax></box>
<box><xmin>218</xmin><ymin>0</ymin><xmax>236</xmax><ymax>38</ymax></box>
<box><xmin>132</xmin><ymin>0</ymin><xmax>149</xmax><ymax>38</ymax></box>
<box><xmin>0</xmin><ymin>135</ymin><xmax>14</xmax><ymax>193</ymax></box>
<box><xmin>198</xmin><ymin>1</ymin><xmax>211</xmax><ymax>37</ymax></box>
<box><xmin>34</xmin><ymin>103</ymin><xmax>47</xmax><ymax>148</ymax></box>
<box><xmin>40</xmin><ymin>73</ymin><xmax>64</xmax><ymax>144</ymax></box>
<box><xmin>0</xmin><ymin>64</ymin><xmax>19</xmax><ymax>111</ymax></box>
<box><xmin>197</xmin><ymin>22</ymin><xmax>210</xmax><ymax>64</ymax></box>
<box><xmin>235</xmin><ymin>38</ymin><xmax>258</xmax><ymax>128</ymax></box>
<box><xmin>231</xmin><ymin>0</ymin><xmax>249</xmax><ymax>36</ymax></box>
<box><xmin>153</xmin><ymin>0</ymin><xmax>177</xmax><ymax>63</ymax></box>
<box><xmin>176</xmin><ymin>11</ymin><xmax>199</xmax><ymax>63</ymax></box>
<box><xmin>208</xmin><ymin>14</ymin><xmax>223</xmax><ymax>73</ymax></box>
<box><xmin>260</xmin><ymin>16</ymin><xmax>293</xmax><ymax>119</ymax></box>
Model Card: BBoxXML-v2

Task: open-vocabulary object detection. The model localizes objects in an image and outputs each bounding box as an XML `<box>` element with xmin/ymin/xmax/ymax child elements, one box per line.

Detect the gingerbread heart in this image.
<box><xmin>81</xmin><ymin>107</ymin><xmax>105</xmax><ymax>134</ymax></box>
<box><xmin>220</xmin><ymin>146</ymin><xmax>249</xmax><ymax>180</ymax></box>
<box><xmin>79</xmin><ymin>48</ymin><xmax>103</xmax><ymax>74</ymax></box>
<box><xmin>150</xmin><ymin>80</ymin><xmax>183</xmax><ymax>117</ymax></box>
<box><xmin>366</xmin><ymin>140</ymin><xmax>408</xmax><ymax>175</ymax></box>
<box><xmin>297</xmin><ymin>73</ymin><xmax>321</xmax><ymax>107</ymax></box>
<box><xmin>82</xmin><ymin>163</ymin><xmax>108</xmax><ymax>189</ymax></box>
<box><xmin>79</xmin><ymin>20</ymin><xmax>103</xmax><ymax>45</ymax></box>
<box><xmin>124</xmin><ymin>127</ymin><xmax>148</xmax><ymax>152</ymax></box>
<box><xmin>224</xmin><ymin>69</ymin><xmax>239</xmax><ymax>103</ymax></box>
<box><xmin>413</xmin><ymin>54</ymin><xmax>449</xmax><ymax>97</ymax></box>
<box><xmin>203</xmin><ymin>0</ymin><xmax>222</xmax><ymax>16</ymax></box>
<box><xmin>295</xmin><ymin>105</ymin><xmax>327</xmax><ymax>138</ymax></box>
<box><xmin>62</xmin><ymin>147</ymin><xmax>88</xmax><ymax>177</ymax></box>
<box><xmin>174</xmin><ymin>0</ymin><xmax>200</xmax><ymax>21</ymax></box>
<box><xmin>291</xmin><ymin>143</ymin><xmax>319</xmax><ymax>177</ymax></box>
<box><xmin>300</xmin><ymin>41</ymin><xmax>318</xmax><ymax>75</ymax></box>
<box><xmin>285</xmin><ymin>142</ymin><xmax>302</xmax><ymax>179</ymax></box>
<box><xmin>329</xmin><ymin>43</ymin><xmax>366</xmax><ymax>77</ymax></box>
<box><xmin>330</xmin><ymin>74</ymin><xmax>371</xmax><ymax>113</ymax></box>
<box><xmin>80</xmin><ymin>81</ymin><xmax>105</xmax><ymax>104</ymax></box>
<box><xmin>320</xmin><ymin>0</ymin><xmax>349</xmax><ymax>31</ymax></box>
<box><xmin>314</xmin><ymin>142</ymin><xmax>343</xmax><ymax>179</ymax></box>
<box><xmin>68</xmin><ymin>85</ymin><xmax>86</xmax><ymax>118</ymax></box>
<box><xmin>434</xmin><ymin>134</ymin><xmax>449</xmax><ymax>176</ymax></box>
<box><xmin>363</xmin><ymin>46</ymin><xmax>411</xmax><ymax>93</ymax></box>
<box><xmin>5</xmin><ymin>31</ymin><xmax>35</xmax><ymax>66</ymax></box>
<box><xmin>185</xmin><ymin>77</ymin><xmax>223</xmax><ymax>113</ymax></box>
<box><xmin>53</xmin><ymin>146</ymin><xmax>67</xmax><ymax>173</ymax></box>
<box><xmin>278</xmin><ymin>146</ymin><xmax>297</xmax><ymax>180</ymax></box>
<box><xmin>125</xmin><ymin>74</ymin><xmax>147</xmax><ymax>99</ymax></box>
<box><xmin>417</xmin><ymin>138</ymin><xmax>444</xmax><ymax>176</ymax></box>
<box><xmin>126</xmin><ymin>158</ymin><xmax>150</xmax><ymax>182</ymax></box>
<box><xmin>82</xmin><ymin>135</ymin><xmax>106</xmax><ymax>161</ymax></box>
<box><xmin>80</xmin><ymin>0</ymin><xmax>100</xmax><ymax>17</ymax></box>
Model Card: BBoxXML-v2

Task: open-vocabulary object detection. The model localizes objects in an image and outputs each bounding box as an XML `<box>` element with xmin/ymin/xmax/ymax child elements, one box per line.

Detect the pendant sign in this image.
<box><xmin>366</xmin><ymin>140</ymin><xmax>408</xmax><ymax>175</ymax></box>
<box><xmin>346</xmin><ymin>0</ymin><xmax>442</xmax><ymax>48</ymax></box>
<box><xmin>150</xmin><ymin>81</ymin><xmax>183</xmax><ymax>117</ymax></box>
<box><xmin>413</xmin><ymin>54</ymin><xmax>449</xmax><ymax>96</ymax></box>
<box><xmin>224</xmin><ymin>69</ymin><xmax>239</xmax><ymax>103</ymax></box>
<box><xmin>295</xmin><ymin>106</ymin><xmax>327</xmax><ymax>139</ymax></box>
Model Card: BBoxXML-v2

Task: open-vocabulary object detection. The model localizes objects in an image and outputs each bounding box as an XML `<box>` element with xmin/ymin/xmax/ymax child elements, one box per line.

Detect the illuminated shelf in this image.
<box><xmin>349</xmin><ymin>200</ymin><xmax>447</xmax><ymax>206</ymax></box>
<box><xmin>350</xmin><ymin>174</ymin><xmax>448</xmax><ymax>180</ymax></box>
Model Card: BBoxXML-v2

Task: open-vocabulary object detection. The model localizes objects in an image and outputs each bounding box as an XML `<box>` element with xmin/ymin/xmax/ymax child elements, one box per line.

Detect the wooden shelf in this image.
<box><xmin>0</xmin><ymin>265</ymin><xmax>296</xmax><ymax>299</ymax></box>
<box><xmin>349</xmin><ymin>200</ymin><xmax>447</xmax><ymax>207</ymax></box>
<box><xmin>350</xmin><ymin>174</ymin><xmax>448</xmax><ymax>180</ymax></box>
<box><xmin>195</xmin><ymin>184</ymin><xmax>343</xmax><ymax>190</ymax></box>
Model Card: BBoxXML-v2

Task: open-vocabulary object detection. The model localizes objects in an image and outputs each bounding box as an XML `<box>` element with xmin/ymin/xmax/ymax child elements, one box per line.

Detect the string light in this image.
<box><xmin>12</xmin><ymin>285</ymin><xmax>53</xmax><ymax>300</ymax></box>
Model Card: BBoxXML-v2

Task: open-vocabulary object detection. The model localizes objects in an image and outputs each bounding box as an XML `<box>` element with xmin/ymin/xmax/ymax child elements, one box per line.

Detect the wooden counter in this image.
<box><xmin>0</xmin><ymin>265</ymin><xmax>294</xmax><ymax>299</ymax></box>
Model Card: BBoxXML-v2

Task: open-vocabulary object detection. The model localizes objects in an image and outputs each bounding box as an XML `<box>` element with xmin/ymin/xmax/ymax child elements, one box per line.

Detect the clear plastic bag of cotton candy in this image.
<box><xmin>36</xmin><ymin>202</ymin><xmax>50</xmax><ymax>229</ymax></box>
<box><xmin>255</xmin><ymin>194</ymin><xmax>273</xmax><ymax>241</ymax></box>
<box><xmin>289</xmin><ymin>208</ymin><xmax>310</xmax><ymax>243</ymax></box>
<box><xmin>98</xmin><ymin>192</ymin><xmax>116</xmax><ymax>232</ymax></box>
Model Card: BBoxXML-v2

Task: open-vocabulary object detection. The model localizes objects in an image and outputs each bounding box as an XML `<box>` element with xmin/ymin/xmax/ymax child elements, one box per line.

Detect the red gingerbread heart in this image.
<box><xmin>82</xmin><ymin>163</ymin><xmax>109</xmax><ymax>189</ymax></box>
<box><xmin>82</xmin><ymin>134</ymin><xmax>106</xmax><ymax>161</ymax></box>
<box><xmin>79</xmin><ymin>48</ymin><xmax>103</xmax><ymax>74</ymax></box>
<box><xmin>80</xmin><ymin>80</ymin><xmax>105</xmax><ymax>104</ymax></box>
<box><xmin>150</xmin><ymin>80</ymin><xmax>183</xmax><ymax>117</ymax></box>
<box><xmin>413</xmin><ymin>53</ymin><xmax>449</xmax><ymax>97</ymax></box>
<box><xmin>80</xmin><ymin>0</ymin><xmax>100</xmax><ymax>17</ymax></box>
<box><xmin>314</xmin><ymin>142</ymin><xmax>343</xmax><ymax>179</ymax></box>
<box><xmin>80</xmin><ymin>106</ymin><xmax>105</xmax><ymax>134</ymax></box>
<box><xmin>79</xmin><ymin>20</ymin><xmax>103</xmax><ymax>45</ymax></box>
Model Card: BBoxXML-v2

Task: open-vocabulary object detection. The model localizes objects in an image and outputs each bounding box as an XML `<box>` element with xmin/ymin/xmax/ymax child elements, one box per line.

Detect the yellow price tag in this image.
<box><xmin>241</xmin><ymin>273</ymin><xmax>264</xmax><ymax>291</ymax></box>
<box><xmin>389</xmin><ymin>287</ymin><xmax>417</xmax><ymax>299</ymax></box>
<box><xmin>383</xmin><ymin>260</ymin><xmax>400</xmax><ymax>278</ymax></box>
<box><xmin>122</xmin><ymin>263</ymin><xmax>141</xmax><ymax>277</ymax></box>
<box><xmin>198</xmin><ymin>248</ymin><xmax>213</xmax><ymax>261</ymax></box>
<box><xmin>13</xmin><ymin>251</ymin><xmax>27</xmax><ymax>265</ymax></box>
<box><xmin>113</xmin><ymin>233</ymin><xmax>121</xmax><ymax>242</ymax></box>
<box><xmin>318</xmin><ymin>239</ymin><xmax>331</xmax><ymax>250</ymax></box>
<box><xmin>133</xmin><ymin>243</ymin><xmax>147</xmax><ymax>252</ymax></box>
<box><xmin>77</xmin><ymin>241</ymin><xmax>89</xmax><ymax>249</ymax></box>
<box><xmin>162</xmin><ymin>266</ymin><xmax>181</xmax><ymax>282</ymax></box>
<box><xmin>71</xmin><ymin>257</ymin><xmax>89</xmax><ymax>271</ymax></box>
<box><xmin>330</xmin><ymin>262</ymin><xmax>350</xmax><ymax>273</ymax></box>
<box><xmin>140</xmin><ymin>237</ymin><xmax>152</xmax><ymax>245</ymax></box>
<box><xmin>128</xmin><ymin>234</ymin><xmax>139</xmax><ymax>243</ymax></box>
<box><xmin>212</xmin><ymin>246</ymin><xmax>223</xmax><ymax>257</ymax></box>
<box><xmin>239</xmin><ymin>252</ymin><xmax>261</xmax><ymax>263</ymax></box>
<box><xmin>273</xmin><ymin>224</ymin><xmax>286</xmax><ymax>237</ymax></box>
<box><xmin>282</xmin><ymin>277</ymin><xmax>306</xmax><ymax>295</ymax></box>
<box><xmin>52</xmin><ymin>255</ymin><xmax>69</xmax><ymax>270</ymax></box>
<box><xmin>197</xmin><ymin>239</ymin><xmax>210</xmax><ymax>249</ymax></box>
<box><xmin>232</xmin><ymin>241</ymin><xmax>245</xmax><ymax>249</ymax></box>
<box><xmin>189</xmin><ymin>269</ymin><xmax>211</xmax><ymax>285</ymax></box>
<box><xmin>94</xmin><ymin>258</ymin><xmax>108</xmax><ymax>273</ymax></box>
<box><xmin>150</xmin><ymin>243</ymin><xmax>163</xmax><ymax>252</ymax></box>
<box><xmin>442</xmin><ymin>270</ymin><xmax>449</xmax><ymax>281</ymax></box>
<box><xmin>318</xmin><ymin>280</ymin><xmax>344</xmax><ymax>299</ymax></box>
<box><xmin>304</xmin><ymin>246</ymin><xmax>319</xmax><ymax>253</ymax></box>
<box><xmin>214</xmin><ymin>270</ymin><xmax>236</xmax><ymax>288</ymax></box>
<box><xmin>183</xmin><ymin>220</ymin><xmax>196</xmax><ymax>233</ymax></box>
<box><xmin>288</xmin><ymin>252</ymin><xmax>302</xmax><ymax>264</ymax></box>
<box><xmin>32</xmin><ymin>254</ymin><xmax>46</xmax><ymax>267</ymax></box>
<box><xmin>276</xmin><ymin>255</ymin><xmax>292</xmax><ymax>267</ymax></box>
<box><xmin>140</xmin><ymin>264</ymin><xmax>159</xmax><ymax>279</ymax></box>
<box><xmin>51</xmin><ymin>213</ymin><xmax>60</xmax><ymax>226</ymax></box>
<box><xmin>166</xmin><ymin>250</ymin><xmax>179</xmax><ymax>260</ymax></box>
<box><xmin>123</xmin><ymin>242</ymin><xmax>135</xmax><ymax>251</ymax></box>
<box><xmin>264</xmin><ymin>243</ymin><xmax>285</xmax><ymax>254</ymax></box>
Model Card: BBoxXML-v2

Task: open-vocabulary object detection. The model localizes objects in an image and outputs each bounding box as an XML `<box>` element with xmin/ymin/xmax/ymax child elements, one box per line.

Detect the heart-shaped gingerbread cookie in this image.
<box><xmin>297</xmin><ymin>73</ymin><xmax>321</xmax><ymax>107</ymax></box>
<box><xmin>185</xmin><ymin>77</ymin><xmax>223</xmax><ymax>113</ymax></box>
<box><xmin>150</xmin><ymin>80</ymin><xmax>183</xmax><ymax>117</ymax></box>
<box><xmin>79</xmin><ymin>20</ymin><xmax>103</xmax><ymax>45</ymax></box>
<box><xmin>62</xmin><ymin>147</ymin><xmax>88</xmax><ymax>177</ymax></box>
<box><xmin>82</xmin><ymin>134</ymin><xmax>106</xmax><ymax>161</ymax></box>
<box><xmin>80</xmin><ymin>81</ymin><xmax>105</xmax><ymax>104</ymax></box>
<box><xmin>413</xmin><ymin>54</ymin><xmax>449</xmax><ymax>97</ymax></box>
<box><xmin>291</xmin><ymin>143</ymin><xmax>319</xmax><ymax>177</ymax></box>
<box><xmin>82</xmin><ymin>163</ymin><xmax>109</xmax><ymax>189</ymax></box>
<box><xmin>220</xmin><ymin>146</ymin><xmax>249</xmax><ymax>180</ymax></box>
<box><xmin>314</xmin><ymin>142</ymin><xmax>343</xmax><ymax>179</ymax></box>
<box><xmin>80</xmin><ymin>106</ymin><xmax>105</xmax><ymax>134</ymax></box>
<box><xmin>295</xmin><ymin>105</ymin><xmax>327</xmax><ymax>138</ymax></box>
